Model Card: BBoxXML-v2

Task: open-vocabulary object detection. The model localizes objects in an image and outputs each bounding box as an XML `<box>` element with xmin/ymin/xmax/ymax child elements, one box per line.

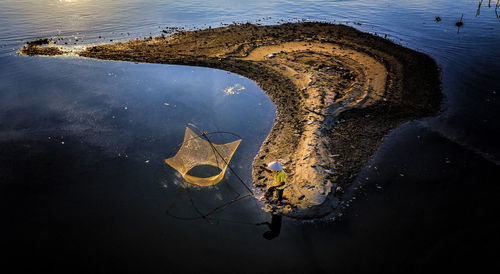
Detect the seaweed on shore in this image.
<box><xmin>20</xmin><ymin>38</ymin><xmax>64</xmax><ymax>56</ymax></box>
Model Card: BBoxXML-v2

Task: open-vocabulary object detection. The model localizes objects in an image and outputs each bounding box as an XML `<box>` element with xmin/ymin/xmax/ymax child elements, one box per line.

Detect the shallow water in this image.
<box><xmin>1</xmin><ymin>0</ymin><xmax>499</xmax><ymax>272</ymax></box>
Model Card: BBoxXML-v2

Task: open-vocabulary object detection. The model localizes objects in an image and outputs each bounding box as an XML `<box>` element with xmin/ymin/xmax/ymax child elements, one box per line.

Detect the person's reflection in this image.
<box><xmin>259</xmin><ymin>213</ymin><xmax>282</xmax><ymax>240</ymax></box>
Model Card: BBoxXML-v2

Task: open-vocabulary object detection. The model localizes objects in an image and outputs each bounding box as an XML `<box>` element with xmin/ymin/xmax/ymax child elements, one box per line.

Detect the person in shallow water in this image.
<box><xmin>261</xmin><ymin>161</ymin><xmax>287</xmax><ymax>203</ymax></box>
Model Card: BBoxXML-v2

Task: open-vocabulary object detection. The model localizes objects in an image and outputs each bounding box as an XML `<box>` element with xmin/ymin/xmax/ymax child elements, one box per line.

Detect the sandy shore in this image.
<box><xmin>21</xmin><ymin>22</ymin><xmax>442</xmax><ymax>218</ymax></box>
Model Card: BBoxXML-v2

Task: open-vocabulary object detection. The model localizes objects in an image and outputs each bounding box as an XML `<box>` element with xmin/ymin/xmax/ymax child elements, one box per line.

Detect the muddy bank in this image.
<box><xmin>20</xmin><ymin>22</ymin><xmax>442</xmax><ymax>218</ymax></box>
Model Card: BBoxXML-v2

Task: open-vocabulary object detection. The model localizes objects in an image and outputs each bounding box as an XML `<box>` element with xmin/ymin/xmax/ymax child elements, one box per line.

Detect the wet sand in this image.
<box><xmin>21</xmin><ymin>22</ymin><xmax>442</xmax><ymax>218</ymax></box>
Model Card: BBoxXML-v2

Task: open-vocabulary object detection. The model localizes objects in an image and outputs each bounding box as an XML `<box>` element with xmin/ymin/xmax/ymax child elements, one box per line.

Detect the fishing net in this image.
<box><xmin>165</xmin><ymin>126</ymin><xmax>242</xmax><ymax>186</ymax></box>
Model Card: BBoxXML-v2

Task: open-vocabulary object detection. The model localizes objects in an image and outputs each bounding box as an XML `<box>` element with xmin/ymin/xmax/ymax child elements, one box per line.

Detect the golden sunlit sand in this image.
<box><xmin>21</xmin><ymin>22</ymin><xmax>442</xmax><ymax>218</ymax></box>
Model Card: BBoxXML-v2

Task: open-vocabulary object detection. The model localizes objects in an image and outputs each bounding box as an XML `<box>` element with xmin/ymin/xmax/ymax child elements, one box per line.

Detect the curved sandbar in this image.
<box><xmin>21</xmin><ymin>22</ymin><xmax>442</xmax><ymax>218</ymax></box>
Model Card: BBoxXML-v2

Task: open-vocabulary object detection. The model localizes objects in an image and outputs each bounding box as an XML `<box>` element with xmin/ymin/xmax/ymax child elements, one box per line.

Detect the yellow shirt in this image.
<box><xmin>273</xmin><ymin>170</ymin><xmax>287</xmax><ymax>189</ymax></box>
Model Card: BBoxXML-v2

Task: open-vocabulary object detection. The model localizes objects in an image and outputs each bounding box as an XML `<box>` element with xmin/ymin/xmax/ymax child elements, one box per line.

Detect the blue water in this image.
<box><xmin>1</xmin><ymin>0</ymin><xmax>499</xmax><ymax>272</ymax></box>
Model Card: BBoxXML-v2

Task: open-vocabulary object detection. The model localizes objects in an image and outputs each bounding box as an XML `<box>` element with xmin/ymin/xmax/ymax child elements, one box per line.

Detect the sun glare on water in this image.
<box><xmin>58</xmin><ymin>0</ymin><xmax>88</xmax><ymax>3</ymax></box>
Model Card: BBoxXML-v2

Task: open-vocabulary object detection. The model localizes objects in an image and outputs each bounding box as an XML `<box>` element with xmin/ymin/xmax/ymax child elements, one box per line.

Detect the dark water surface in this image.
<box><xmin>1</xmin><ymin>0</ymin><xmax>499</xmax><ymax>273</ymax></box>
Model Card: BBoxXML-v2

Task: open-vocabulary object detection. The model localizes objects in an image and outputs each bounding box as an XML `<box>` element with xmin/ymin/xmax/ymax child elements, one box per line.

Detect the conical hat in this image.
<box><xmin>267</xmin><ymin>161</ymin><xmax>282</xmax><ymax>171</ymax></box>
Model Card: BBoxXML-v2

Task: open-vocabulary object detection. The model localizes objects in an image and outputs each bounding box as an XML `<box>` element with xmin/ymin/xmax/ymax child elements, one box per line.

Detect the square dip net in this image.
<box><xmin>165</xmin><ymin>126</ymin><xmax>242</xmax><ymax>186</ymax></box>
